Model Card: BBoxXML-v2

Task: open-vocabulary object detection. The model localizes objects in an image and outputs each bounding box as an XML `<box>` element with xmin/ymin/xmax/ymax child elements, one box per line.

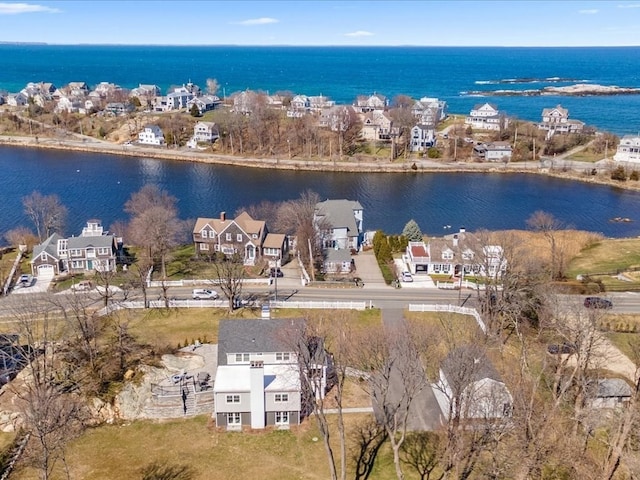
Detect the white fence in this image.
<box><xmin>146</xmin><ymin>278</ymin><xmax>270</xmax><ymax>288</ymax></box>
<box><xmin>269</xmin><ymin>300</ymin><xmax>368</xmax><ymax>310</ymax></box>
<box><xmin>408</xmin><ymin>304</ymin><xmax>486</xmax><ymax>333</ymax></box>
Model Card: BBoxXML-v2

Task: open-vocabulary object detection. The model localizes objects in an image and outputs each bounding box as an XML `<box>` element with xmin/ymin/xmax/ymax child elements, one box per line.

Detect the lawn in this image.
<box><xmin>567</xmin><ymin>237</ymin><xmax>640</xmax><ymax>277</ymax></box>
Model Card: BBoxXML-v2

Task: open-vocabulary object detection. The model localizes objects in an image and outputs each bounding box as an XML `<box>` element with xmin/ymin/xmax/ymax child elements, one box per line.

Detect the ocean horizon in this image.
<box><xmin>1</xmin><ymin>45</ymin><xmax>640</xmax><ymax>134</ymax></box>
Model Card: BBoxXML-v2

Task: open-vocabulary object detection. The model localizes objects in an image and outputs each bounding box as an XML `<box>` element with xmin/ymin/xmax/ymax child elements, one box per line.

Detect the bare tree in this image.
<box><xmin>352</xmin><ymin>418</ymin><xmax>388</xmax><ymax>480</ymax></box>
<box><xmin>205</xmin><ymin>78</ymin><xmax>220</xmax><ymax>96</ymax></box>
<box><xmin>526</xmin><ymin>210</ymin><xmax>567</xmax><ymax>280</ymax></box>
<box><xmin>210</xmin><ymin>252</ymin><xmax>245</xmax><ymax>312</ymax></box>
<box><xmin>22</xmin><ymin>191</ymin><xmax>68</xmax><ymax>241</ymax></box>
<box><xmin>400</xmin><ymin>432</ymin><xmax>444</xmax><ymax>480</ymax></box>
<box><xmin>125</xmin><ymin>185</ymin><xmax>183</xmax><ymax>279</ymax></box>
<box><xmin>4</xmin><ymin>226</ymin><xmax>38</xmax><ymax>252</ymax></box>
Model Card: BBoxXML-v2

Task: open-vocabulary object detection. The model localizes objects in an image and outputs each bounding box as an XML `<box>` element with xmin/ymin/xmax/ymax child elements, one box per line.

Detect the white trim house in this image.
<box><xmin>138</xmin><ymin>125</ymin><xmax>165</xmax><ymax>146</ymax></box>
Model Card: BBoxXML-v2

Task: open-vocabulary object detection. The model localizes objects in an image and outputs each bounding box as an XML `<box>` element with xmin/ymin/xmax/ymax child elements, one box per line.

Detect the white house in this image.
<box><xmin>465</xmin><ymin>102</ymin><xmax>508</xmax><ymax>131</ymax></box>
<box><xmin>354</xmin><ymin>93</ymin><xmax>387</xmax><ymax>113</ymax></box>
<box><xmin>192</xmin><ymin>121</ymin><xmax>220</xmax><ymax>143</ymax></box>
<box><xmin>614</xmin><ymin>135</ymin><xmax>640</xmax><ymax>163</ymax></box>
<box><xmin>435</xmin><ymin>345</ymin><xmax>513</xmax><ymax>421</ymax></box>
<box><xmin>213</xmin><ymin>319</ymin><xmax>333</xmax><ymax>430</ymax></box>
<box><xmin>138</xmin><ymin>125</ymin><xmax>165</xmax><ymax>146</ymax></box>
<box><xmin>314</xmin><ymin>199</ymin><xmax>364</xmax><ymax>252</ymax></box>
<box><xmin>166</xmin><ymin>90</ymin><xmax>194</xmax><ymax>110</ymax></box>
<box><xmin>410</xmin><ymin>124</ymin><xmax>437</xmax><ymax>152</ymax></box>
<box><xmin>538</xmin><ymin>104</ymin><xmax>584</xmax><ymax>139</ymax></box>
<box><xmin>6</xmin><ymin>92</ymin><xmax>28</xmax><ymax>107</ymax></box>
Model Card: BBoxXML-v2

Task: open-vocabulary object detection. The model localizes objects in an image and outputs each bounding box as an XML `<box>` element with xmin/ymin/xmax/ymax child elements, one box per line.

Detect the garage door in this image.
<box><xmin>37</xmin><ymin>264</ymin><xmax>55</xmax><ymax>277</ymax></box>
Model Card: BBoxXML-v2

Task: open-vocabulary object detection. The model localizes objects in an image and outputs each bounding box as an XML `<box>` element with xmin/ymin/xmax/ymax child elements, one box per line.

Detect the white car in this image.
<box><xmin>192</xmin><ymin>289</ymin><xmax>218</xmax><ymax>300</ymax></box>
<box><xmin>401</xmin><ymin>272</ymin><xmax>413</xmax><ymax>283</ymax></box>
<box><xmin>18</xmin><ymin>274</ymin><xmax>33</xmax><ymax>287</ymax></box>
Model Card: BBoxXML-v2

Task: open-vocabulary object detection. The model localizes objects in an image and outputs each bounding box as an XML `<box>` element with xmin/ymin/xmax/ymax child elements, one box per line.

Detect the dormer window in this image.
<box><xmin>442</xmin><ymin>251</ymin><xmax>453</xmax><ymax>260</ymax></box>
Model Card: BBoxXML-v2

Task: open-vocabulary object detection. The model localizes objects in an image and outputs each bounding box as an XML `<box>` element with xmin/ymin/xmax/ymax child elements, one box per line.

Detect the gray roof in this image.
<box><xmin>441</xmin><ymin>345</ymin><xmax>502</xmax><ymax>394</ymax></box>
<box><xmin>217</xmin><ymin>318</ymin><xmax>304</xmax><ymax>365</ymax></box>
<box><xmin>32</xmin><ymin>233</ymin><xmax>62</xmax><ymax>261</ymax></box>
<box><xmin>325</xmin><ymin>248</ymin><xmax>352</xmax><ymax>264</ymax></box>
<box><xmin>67</xmin><ymin>235</ymin><xmax>115</xmax><ymax>249</ymax></box>
<box><xmin>589</xmin><ymin>378</ymin><xmax>633</xmax><ymax>398</ymax></box>
<box><xmin>315</xmin><ymin>199</ymin><xmax>362</xmax><ymax>237</ymax></box>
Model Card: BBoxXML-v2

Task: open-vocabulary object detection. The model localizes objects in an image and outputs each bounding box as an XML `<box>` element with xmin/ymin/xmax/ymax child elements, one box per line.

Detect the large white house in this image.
<box><xmin>613</xmin><ymin>135</ymin><xmax>640</xmax><ymax>163</ymax></box>
<box><xmin>410</xmin><ymin>124</ymin><xmax>436</xmax><ymax>152</ymax></box>
<box><xmin>138</xmin><ymin>125</ymin><xmax>165</xmax><ymax>145</ymax></box>
<box><xmin>213</xmin><ymin>319</ymin><xmax>332</xmax><ymax>430</ymax></box>
<box><xmin>538</xmin><ymin>104</ymin><xmax>584</xmax><ymax>139</ymax></box>
<box><xmin>465</xmin><ymin>103</ymin><xmax>508</xmax><ymax>131</ymax></box>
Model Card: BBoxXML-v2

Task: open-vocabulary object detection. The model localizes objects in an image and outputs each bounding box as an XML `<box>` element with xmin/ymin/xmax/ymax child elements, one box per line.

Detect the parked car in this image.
<box><xmin>192</xmin><ymin>289</ymin><xmax>218</xmax><ymax>300</ymax></box>
<box><xmin>18</xmin><ymin>274</ymin><xmax>33</xmax><ymax>287</ymax></box>
<box><xmin>71</xmin><ymin>280</ymin><xmax>92</xmax><ymax>292</ymax></box>
<box><xmin>401</xmin><ymin>271</ymin><xmax>413</xmax><ymax>283</ymax></box>
<box><xmin>547</xmin><ymin>342</ymin><xmax>577</xmax><ymax>355</ymax></box>
<box><xmin>584</xmin><ymin>296</ymin><xmax>613</xmax><ymax>309</ymax></box>
<box><xmin>269</xmin><ymin>267</ymin><xmax>284</xmax><ymax>278</ymax></box>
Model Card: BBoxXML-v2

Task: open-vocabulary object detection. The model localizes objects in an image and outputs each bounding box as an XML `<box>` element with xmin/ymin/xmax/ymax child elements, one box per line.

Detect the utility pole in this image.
<box><xmin>605</xmin><ymin>140</ymin><xmax>608</xmax><ymax>161</ymax></box>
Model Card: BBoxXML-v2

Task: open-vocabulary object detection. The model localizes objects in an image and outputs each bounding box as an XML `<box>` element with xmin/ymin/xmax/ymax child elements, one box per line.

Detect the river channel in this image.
<box><xmin>1</xmin><ymin>146</ymin><xmax>639</xmax><ymax>238</ymax></box>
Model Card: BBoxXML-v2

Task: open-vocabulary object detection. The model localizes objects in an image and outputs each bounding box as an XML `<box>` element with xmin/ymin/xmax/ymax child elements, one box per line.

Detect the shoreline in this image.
<box><xmin>1</xmin><ymin>134</ymin><xmax>639</xmax><ymax>192</ymax></box>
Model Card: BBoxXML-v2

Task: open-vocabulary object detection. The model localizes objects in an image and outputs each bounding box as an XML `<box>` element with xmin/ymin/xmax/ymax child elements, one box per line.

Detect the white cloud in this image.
<box><xmin>578</xmin><ymin>8</ymin><xmax>599</xmax><ymax>14</ymax></box>
<box><xmin>0</xmin><ymin>2</ymin><xmax>60</xmax><ymax>14</ymax></box>
<box><xmin>617</xmin><ymin>2</ymin><xmax>640</xmax><ymax>7</ymax></box>
<box><xmin>344</xmin><ymin>30</ymin><xmax>374</xmax><ymax>37</ymax></box>
<box><xmin>234</xmin><ymin>17</ymin><xmax>279</xmax><ymax>26</ymax></box>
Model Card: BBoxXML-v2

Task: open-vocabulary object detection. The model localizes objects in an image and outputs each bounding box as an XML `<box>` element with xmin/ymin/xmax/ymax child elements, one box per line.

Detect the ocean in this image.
<box><xmin>1</xmin><ymin>45</ymin><xmax>639</xmax><ymax>134</ymax></box>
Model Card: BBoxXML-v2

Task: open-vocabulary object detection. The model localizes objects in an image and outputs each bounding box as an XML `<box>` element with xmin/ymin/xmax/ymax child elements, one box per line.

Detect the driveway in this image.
<box><xmin>11</xmin><ymin>273</ymin><xmax>54</xmax><ymax>294</ymax></box>
<box><xmin>353</xmin><ymin>250</ymin><xmax>386</xmax><ymax>288</ymax></box>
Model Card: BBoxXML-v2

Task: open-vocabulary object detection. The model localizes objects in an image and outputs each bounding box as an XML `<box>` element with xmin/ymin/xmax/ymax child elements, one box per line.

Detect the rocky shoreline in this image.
<box><xmin>1</xmin><ymin>133</ymin><xmax>640</xmax><ymax>193</ymax></box>
<box><xmin>464</xmin><ymin>83</ymin><xmax>640</xmax><ymax>97</ymax></box>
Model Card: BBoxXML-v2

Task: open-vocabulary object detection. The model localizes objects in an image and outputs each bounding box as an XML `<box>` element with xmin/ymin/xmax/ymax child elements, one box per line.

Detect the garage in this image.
<box><xmin>37</xmin><ymin>264</ymin><xmax>55</xmax><ymax>277</ymax></box>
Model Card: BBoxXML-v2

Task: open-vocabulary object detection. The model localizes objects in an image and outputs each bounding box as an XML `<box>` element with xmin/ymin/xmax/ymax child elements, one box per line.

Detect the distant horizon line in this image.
<box><xmin>1</xmin><ymin>41</ymin><xmax>639</xmax><ymax>48</ymax></box>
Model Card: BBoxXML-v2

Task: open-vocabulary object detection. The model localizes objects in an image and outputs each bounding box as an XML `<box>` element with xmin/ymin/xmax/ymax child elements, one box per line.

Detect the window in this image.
<box><xmin>98</xmin><ymin>247</ymin><xmax>110</xmax><ymax>255</ymax></box>
<box><xmin>70</xmin><ymin>249</ymin><xmax>82</xmax><ymax>257</ymax></box>
<box><xmin>275</xmin><ymin>393</ymin><xmax>289</xmax><ymax>402</ymax></box>
<box><xmin>275</xmin><ymin>352</ymin><xmax>290</xmax><ymax>361</ymax></box>
<box><xmin>200</xmin><ymin>243</ymin><xmax>209</xmax><ymax>251</ymax></box>
<box><xmin>227</xmin><ymin>412</ymin><xmax>241</xmax><ymax>425</ymax></box>
<box><xmin>237</xmin><ymin>234</ymin><xmax>243</xmax><ymax>242</ymax></box>
<box><xmin>275</xmin><ymin>411</ymin><xmax>289</xmax><ymax>425</ymax></box>
<box><xmin>71</xmin><ymin>260</ymin><xmax>84</xmax><ymax>269</ymax></box>
<box><xmin>226</xmin><ymin>233</ymin><xmax>232</xmax><ymax>241</ymax></box>
<box><xmin>201</xmin><ymin>230</ymin><xmax>208</xmax><ymax>238</ymax></box>
<box><xmin>226</xmin><ymin>394</ymin><xmax>240</xmax><ymax>403</ymax></box>
<box><xmin>442</xmin><ymin>251</ymin><xmax>453</xmax><ymax>260</ymax></box>
<box><xmin>235</xmin><ymin>353</ymin><xmax>250</xmax><ymax>362</ymax></box>
<box><xmin>252</xmin><ymin>234</ymin><xmax>258</xmax><ymax>239</ymax></box>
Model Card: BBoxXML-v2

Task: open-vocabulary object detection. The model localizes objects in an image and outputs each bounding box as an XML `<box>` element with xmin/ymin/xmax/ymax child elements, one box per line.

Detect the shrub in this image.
<box><xmin>630</xmin><ymin>170</ymin><xmax>639</xmax><ymax>181</ymax></box>
<box><xmin>611</xmin><ymin>166</ymin><xmax>627</xmax><ymax>181</ymax></box>
<box><xmin>427</xmin><ymin>147</ymin><xmax>441</xmax><ymax>158</ymax></box>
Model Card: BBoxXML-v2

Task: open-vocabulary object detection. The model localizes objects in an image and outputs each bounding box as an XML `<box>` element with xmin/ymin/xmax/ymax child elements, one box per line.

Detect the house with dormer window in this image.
<box><xmin>30</xmin><ymin>220</ymin><xmax>120</xmax><ymax>277</ymax></box>
<box><xmin>465</xmin><ymin>102</ymin><xmax>509</xmax><ymax>131</ymax></box>
<box><xmin>538</xmin><ymin>104</ymin><xmax>584</xmax><ymax>139</ymax></box>
<box><xmin>213</xmin><ymin>319</ymin><xmax>333</xmax><ymax>430</ymax></box>
<box><xmin>192</xmin><ymin>211</ymin><xmax>267</xmax><ymax>265</ymax></box>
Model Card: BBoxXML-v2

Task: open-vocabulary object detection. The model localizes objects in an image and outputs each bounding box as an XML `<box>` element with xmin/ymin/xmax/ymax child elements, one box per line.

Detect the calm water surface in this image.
<box><xmin>1</xmin><ymin>146</ymin><xmax>640</xmax><ymax>238</ymax></box>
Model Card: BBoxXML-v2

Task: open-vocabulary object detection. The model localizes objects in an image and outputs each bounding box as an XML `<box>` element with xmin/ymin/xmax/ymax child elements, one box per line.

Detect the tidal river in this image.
<box><xmin>2</xmin><ymin>146</ymin><xmax>640</xmax><ymax>238</ymax></box>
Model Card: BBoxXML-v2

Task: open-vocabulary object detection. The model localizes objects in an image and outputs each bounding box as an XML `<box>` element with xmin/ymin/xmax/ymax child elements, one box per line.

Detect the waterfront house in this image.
<box><xmin>138</xmin><ymin>125</ymin><xmax>165</xmax><ymax>146</ymax></box>
<box><xmin>214</xmin><ymin>318</ymin><xmax>333</xmax><ymax>430</ymax></box>
<box><xmin>31</xmin><ymin>220</ymin><xmax>119</xmax><ymax>277</ymax></box>
<box><xmin>191</xmin><ymin>121</ymin><xmax>220</xmax><ymax>143</ymax></box>
<box><xmin>411</xmin><ymin>97</ymin><xmax>447</xmax><ymax>124</ymax></box>
<box><xmin>435</xmin><ymin>345</ymin><xmax>513</xmax><ymax>421</ymax></box>
<box><xmin>354</xmin><ymin>93</ymin><xmax>388</xmax><ymax>113</ymax></box>
<box><xmin>473</xmin><ymin>141</ymin><xmax>512</xmax><ymax>162</ymax></box>
<box><xmin>538</xmin><ymin>104</ymin><xmax>584</xmax><ymax>139</ymax></box>
<box><xmin>314</xmin><ymin>199</ymin><xmax>363</xmax><ymax>274</ymax></box>
<box><xmin>166</xmin><ymin>89</ymin><xmax>194</xmax><ymax>110</ymax></box>
<box><xmin>186</xmin><ymin>95</ymin><xmax>221</xmax><ymax>115</ymax></box>
<box><xmin>232</xmin><ymin>90</ymin><xmax>265</xmax><ymax>115</ymax></box>
<box><xmin>92</xmin><ymin>82</ymin><xmax>122</xmax><ymax>99</ymax></box>
<box><xmin>262</xmin><ymin>233</ymin><xmax>289</xmax><ymax>264</ymax></box>
<box><xmin>360</xmin><ymin>110</ymin><xmax>396</xmax><ymax>141</ymax></box>
<box><xmin>465</xmin><ymin>103</ymin><xmax>509</xmax><ymax>131</ymax></box>
<box><xmin>192</xmin><ymin>211</ymin><xmax>267</xmax><ymax>265</ymax></box>
<box><xmin>404</xmin><ymin>228</ymin><xmax>505</xmax><ymax>278</ymax></box>
<box><xmin>309</xmin><ymin>95</ymin><xmax>335</xmax><ymax>111</ymax></box>
<box><xmin>67</xmin><ymin>82</ymin><xmax>90</xmax><ymax>97</ymax></box>
<box><xmin>55</xmin><ymin>96</ymin><xmax>84</xmax><ymax>114</ymax></box>
<box><xmin>410</xmin><ymin>124</ymin><xmax>437</xmax><ymax>152</ymax></box>
<box><xmin>130</xmin><ymin>84</ymin><xmax>161</xmax><ymax>107</ymax></box>
<box><xmin>318</xmin><ymin>106</ymin><xmax>358</xmax><ymax>132</ymax></box>
<box><xmin>614</xmin><ymin>135</ymin><xmax>640</xmax><ymax>163</ymax></box>
<box><xmin>6</xmin><ymin>92</ymin><xmax>28</xmax><ymax>107</ymax></box>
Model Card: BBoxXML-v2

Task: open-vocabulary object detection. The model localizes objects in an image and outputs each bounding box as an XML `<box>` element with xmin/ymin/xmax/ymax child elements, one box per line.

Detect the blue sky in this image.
<box><xmin>0</xmin><ymin>0</ymin><xmax>638</xmax><ymax>46</ymax></box>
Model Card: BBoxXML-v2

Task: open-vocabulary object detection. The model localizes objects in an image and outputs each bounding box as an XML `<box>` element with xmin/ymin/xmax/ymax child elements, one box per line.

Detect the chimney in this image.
<box><xmin>220</xmin><ymin>211</ymin><xmax>226</xmax><ymax>222</ymax></box>
<box><xmin>453</xmin><ymin>234</ymin><xmax>459</xmax><ymax>247</ymax></box>
<box><xmin>250</xmin><ymin>360</ymin><xmax>265</xmax><ymax>429</ymax></box>
<box><xmin>459</xmin><ymin>226</ymin><xmax>466</xmax><ymax>234</ymax></box>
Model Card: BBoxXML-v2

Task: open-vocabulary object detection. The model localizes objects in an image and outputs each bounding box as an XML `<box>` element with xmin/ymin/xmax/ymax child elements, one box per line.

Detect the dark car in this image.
<box><xmin>270</xmin><ymin>267</ymin><xmax>284</xmax><ymax>278</ymax></box>
<box><xmin>547</xmin><ymin>342</ymin><xmax>577</xmax><ymax>355</ymax></box>
<box><xmin>584</xmin><ymin>296</ymin><xmax>613</xmax><ymax>309</ymax></box>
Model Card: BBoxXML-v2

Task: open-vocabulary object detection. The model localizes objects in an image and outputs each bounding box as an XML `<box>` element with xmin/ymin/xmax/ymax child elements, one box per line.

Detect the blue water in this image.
<box><xmin>1</xmin><ymin>45</ymin><xmax>640</xmax><ymax>134</ymax></box>
<box><xmin>1</xmin><ymin>146</ymin><xmax>639</xmax><ymax>238</ymax></box>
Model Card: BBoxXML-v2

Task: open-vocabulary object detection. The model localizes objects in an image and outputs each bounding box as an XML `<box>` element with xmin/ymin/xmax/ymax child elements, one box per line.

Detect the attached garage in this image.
<box><xmin>37</xmin><ymin>264</ymin><xmax>55</xmax><ymax>277</ymax></box>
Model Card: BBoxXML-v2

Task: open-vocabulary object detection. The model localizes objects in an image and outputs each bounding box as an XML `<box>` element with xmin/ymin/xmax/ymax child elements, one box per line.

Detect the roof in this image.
<box><xmin>263</xmin><ymin>233</ymin><xmax>286</xmax><ymax>250</ymax></box>
<box><xmin>589</xmin><ymin>378</ymin><xmax>633</xmax><ymax>398</ymax></box>
<box><xmin>315</xmin><ymin>199</ymin><xmax>363</xmax><ymax>236</ymax></box>
<box><xmin>542</xmin><ymin>104</ymin><xmax>569</xmax><ymax>117</ymax></box>
<box><xmin>325</xmin><ymin>248</ymin><xmax>352</xmax><ymax>264</ymax></box>
<box><xmin>235</xmin><ymin>211</ymin><xmax>265</xmax><ymax>236</ymax></box>
<box><xmin>32</xmin><ymin>233</ymin><xmax>62</xmax><ymax>262</ymax></box>
<box><xmin>193</xmin><ymin>212</ymin><xmax>264</xmax><ymax>238</ymax></box>
<box><xmin>441</xmin><ymin>345</ymin><xmax>502</xmax><ymax>393</ymax></box>
<box><xmin>67</xmin><ymin>235</ymin><xmax>115</xmax><ymax>249</ymax></box>
<box><xmin>410</xmin><ymin>243</ymin><xmax>429</xmax><ymax>258</ymax></box>
<box><xmin>213</xmin><ymin>364</ymin><xmax>301</xmax><ymax>393</ymax></box>
<box><xmin>472</xmin><ymin>102</ymin><xmax>498</xmax><ymax>111</ymax></box>
<box><xmin>217</xmin><ymin>318</ymin><xmax>305</xmax><ymax>365</ymax></box>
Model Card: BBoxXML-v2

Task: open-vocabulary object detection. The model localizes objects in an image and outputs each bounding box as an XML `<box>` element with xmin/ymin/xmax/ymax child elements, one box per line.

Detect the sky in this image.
<box><xmin>0</xmin><ymin>0</ymin><xmax>639</xmax><ymax>47</ymax></box>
